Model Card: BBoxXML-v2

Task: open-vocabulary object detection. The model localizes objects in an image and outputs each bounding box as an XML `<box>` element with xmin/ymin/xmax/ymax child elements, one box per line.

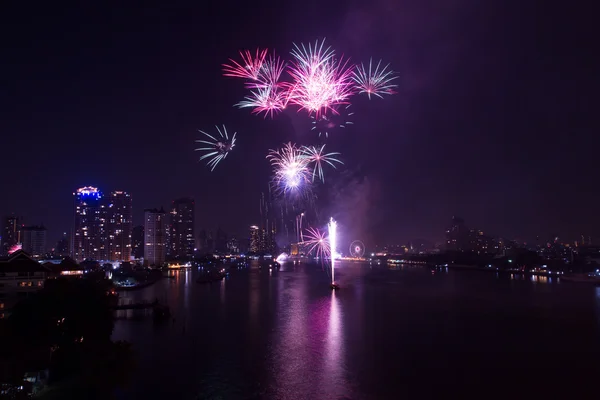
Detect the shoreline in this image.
<box><xmin>432</xmin><ymin>263</ymin><xmax>600</xmax><ymax>283</ymax></box>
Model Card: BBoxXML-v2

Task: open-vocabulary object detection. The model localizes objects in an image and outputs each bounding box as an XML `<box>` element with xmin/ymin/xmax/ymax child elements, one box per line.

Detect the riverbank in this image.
<box><xmin>431</xmin><ymin>263</ymin><xmax>600</xmax><ymax>283</ymax></box>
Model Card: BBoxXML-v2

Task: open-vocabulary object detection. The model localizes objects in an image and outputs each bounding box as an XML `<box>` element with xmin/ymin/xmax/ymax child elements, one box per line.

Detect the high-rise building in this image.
<box><xmin>72</xmin><ymin>187</ymin><xmax>107</xmax><ymax>262</ymax></box>
<box><xmin>2</xmin><ymin>215</ymin><xmax>23</xmax><ymax>256</ymax></box>
<box><xmin>168</xmin><ymin>198</ymin><xmax>195</xmax><ymax>259</ymax></box>
<box><xmin>249</xmin><ymin>225</ymin><xmax>260</xmax><ymax>253</ymax></box>
<box><xmin>144</xmin><ymin>208</ymin><xmax>166</xmax><ymax>266</ymax></box>
<box><xmin>106</xmin><ymin>191</ymin><xmax>132</xmax><ymax>262</ymax></box>
<box><xmin>72</xmin><ymin>187</ymin><xmax>134</xmax><ymax>262</ymax></box>
<box><xmin>131</xmin><ymin>225</ymin><xmax>144</xmax><ymax>259</ymax></box>
<box><xmin>22</xmin><ymin>225</ymin><xmax>47</xmax><ymax>258</ymax></box>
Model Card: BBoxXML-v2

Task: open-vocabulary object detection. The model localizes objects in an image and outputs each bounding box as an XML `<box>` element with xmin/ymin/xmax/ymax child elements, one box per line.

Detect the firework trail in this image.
<box><xmin>222</xmin><ymin>49</ymin><xmax>268</xmax><ymax>81</ymax></box>
<box><xmin>303</xmin><ymin>227</ymin><xmax>331</xmax><ymax>260</ymax></box>
<box><xmin>328</xmin><ymin>217</ymin><xmax>337</xmax><ymax>284</ymax></box>
<box><xmin>352</xmin><ymin>58</ymin><xmax>398</xmax><ymax>99</ymax></box>
<box><xmin>194</xmin><ymin>125</ymin><xmax>236</xmax><ymax>171</ymax></box>
<box><xmin>311</xmin><ymin>104</ymin><xmax>354</xmax><ymax>137</ymax></box>
<box><xmin>300</xmin><ymin>144</ymin><xmax>343</xmax><ymax>183</ymax></box>
<box><xmin>287</xmin><ymin>39</ymin><xmax>355</xmax><ymax>116</ymax></box>
<box><xmin>267</xmin><ymin>142</ymin><xmax>311</xmax><ymax>194</ymax></box>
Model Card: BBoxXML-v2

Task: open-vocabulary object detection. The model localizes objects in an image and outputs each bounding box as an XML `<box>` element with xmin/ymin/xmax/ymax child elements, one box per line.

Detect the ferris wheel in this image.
<box><xmin>349</xmin><ymin>240</ymin><xmax>366</xmax><ymax>258</ymax></box>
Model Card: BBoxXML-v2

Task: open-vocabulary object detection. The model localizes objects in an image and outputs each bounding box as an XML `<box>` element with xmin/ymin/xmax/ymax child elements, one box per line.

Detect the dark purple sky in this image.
<box><xmin>1</xmin><ymin>0</ymin><xmax>598</xmax><ymax>248</ymax></box>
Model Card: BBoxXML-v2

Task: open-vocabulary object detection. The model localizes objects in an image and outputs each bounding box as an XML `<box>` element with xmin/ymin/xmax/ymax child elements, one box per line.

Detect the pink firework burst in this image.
<box><xmin>352</xmin><ymin>58</ymin><xmax>398</xmax><ymax>99</ymax></box>
<box><xmin>303</xmin><ymin>227</ymin><xmax>331</xmax><ymax>260</ymax></box>
<box><xmin>266</xmin><ymin>142</ymin><xmax>311</xmax><ymax>193</ymax></box>
<box><xmin>253</xmin><ymin>52</ymin><xmax>286</xmax><ymax>89</ymax></box>
<box><xmin>235</xmin><ymin>85</ymin><xmax>288</xmax><ymax>118</ymax></box>
<box><xmin>222</xmin><ymin>48</ymin><xmax>268</xmax><ymax>81</ymax></box>
<box><xmin>287</xmin><ymin>39</ymin><xmax>355</xmax><ymax>117</ymax></box>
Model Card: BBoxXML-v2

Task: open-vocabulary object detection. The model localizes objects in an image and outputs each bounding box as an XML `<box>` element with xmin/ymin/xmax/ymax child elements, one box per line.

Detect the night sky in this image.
<box><xmin>1</xmin><ymin>1</ymin><xmax>597</xmax><ymax>248</ymax></box>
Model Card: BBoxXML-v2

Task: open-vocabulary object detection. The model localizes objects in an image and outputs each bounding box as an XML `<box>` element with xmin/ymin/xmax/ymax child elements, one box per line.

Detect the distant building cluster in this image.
<box><xmin>248</xmin><ymin>225</ymin><xmax>276</xmax><ymax>254</ymax></box>
<box><xmin>445</xmin><ymin>216</ymin><xmax>512</xmax><ymax>255</ymax></box>
<box><xmin>1</xmin><ymin>215</ymin><xmax>49</xmax><ymax>259</ymax></box>
<box><xmin>247</xmin><ymin>193</ymin><xmax>277</xmax><ymax>255</ymax></box>
<box><xmin>443</xmin><ymin>216</ymin><xmax>600</xmax><ymax>269</ymax></box>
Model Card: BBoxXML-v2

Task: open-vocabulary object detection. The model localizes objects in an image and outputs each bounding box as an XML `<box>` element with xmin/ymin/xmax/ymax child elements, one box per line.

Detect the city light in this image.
<box><xmin>76</xmin><ymin>186</ymin><xmax>101</xmax><ymax>197</ymax></box>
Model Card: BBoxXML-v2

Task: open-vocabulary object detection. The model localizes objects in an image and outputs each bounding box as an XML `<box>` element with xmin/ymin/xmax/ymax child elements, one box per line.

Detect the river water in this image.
<box><xmin>113</xmin><ymin>262</ymin><xmax>600</xmax><ymax>399</ymax></box>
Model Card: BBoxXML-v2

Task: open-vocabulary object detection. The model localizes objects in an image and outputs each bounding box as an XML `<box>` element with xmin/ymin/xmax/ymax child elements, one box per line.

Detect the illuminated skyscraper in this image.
<box><xmin>106</xmin><ymin>191</ymin><xmax>132</xmax><ymax>262</ymax></box>
<box><xmin>71</xmin><ymin>186</ymin><xmax>133</xmax><ymax>262</ymax></box>
<box><xmin>1</xmin><ymin>215</ymin><xmax>22</xmax><ymax>256</ymax></box>
<box><xmin>72</xmin><ymin>187</ymin><xmax>107</xmax><ymax>262</ymax></box>
<box><xmin>144</xmin><ymin>208</ymin><xmax>166</xmax><ymax>266</ymax></box>
<box><xmin>249</xmin><ymin>225</ymin><xmax>260</xmax><ymax>253</ymax></box>
<box><xmin>168</xmin><ymin>197</ymin><xmax>195</xmax><ymax>259</ymax></box>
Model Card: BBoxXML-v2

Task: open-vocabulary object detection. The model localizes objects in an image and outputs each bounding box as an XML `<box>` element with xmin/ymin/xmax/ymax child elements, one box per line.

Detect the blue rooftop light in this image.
<box><xmin>76</xmin><ymin>186</ymin><xmax>102</xmax><ymax>198</ymax></box>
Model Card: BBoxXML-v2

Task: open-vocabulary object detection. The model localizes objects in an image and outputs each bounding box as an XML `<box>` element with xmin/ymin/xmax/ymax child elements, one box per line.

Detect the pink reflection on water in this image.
<box><xmin>323</xmin><ymin>291</ymin><xmax>346</xmax><ymax>396</ymax></box>
<box><xmin>268</xmin><ymin>278</ymin><xmax>349</xmax><ymax>399</ymax></box>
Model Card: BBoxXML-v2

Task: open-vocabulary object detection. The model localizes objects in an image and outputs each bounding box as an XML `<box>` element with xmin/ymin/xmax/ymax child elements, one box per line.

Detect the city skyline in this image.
<box><xmin>1</xmin><ymin>1</ymin><xmax>598</xmax><ymax>247</ymax></box>
<box><xmin>3</xmin><ymin>185</ymin><xmax>600</xmax><ymax>255</ymax></box>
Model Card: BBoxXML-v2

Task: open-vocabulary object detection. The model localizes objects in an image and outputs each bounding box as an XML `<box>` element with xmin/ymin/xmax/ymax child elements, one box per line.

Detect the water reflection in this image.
<box><xmin>269</xmin><ymin>271</ymin><xmax>311</xmax><ymax>399</ymax></box>
<box><xmin>267</xmin><ymin>268</ymin><xmax>349</xmax><ymax>399</ymax></box>
<box><xmin>184</xmin><ymin>269</ymin><xmax>191</xmax><ymax>310</ymax></box>
<box><xmin>249</xmin><ymin>273</ymin><xmax>259</xmax><ymax>322</ymax></box>
<box><xmin>111</xmin><ymin>262</ymin><xmax>600</xmax><ymax>399</ymax></box>
<box><xmin>531</xmin><ymin>275</ymin><xmax>548</xmax><ymax>283</ymax></box>
<box><xmin>219</xmin><ymin>278</ymin><xmax>226</xmax><ymax>304</ymax></box>
<box><xmin>323</xmin><ymin>291</ymin><xmax>346</xmax><ymax>397</ymax></box>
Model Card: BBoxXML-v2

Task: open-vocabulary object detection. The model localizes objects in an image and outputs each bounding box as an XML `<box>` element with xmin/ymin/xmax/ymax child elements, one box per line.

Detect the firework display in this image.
<box><xmin>222</xmin><ymin>49</ymin><xmax>268</xmax><ymax>81</ymax></box>
<box><xmin>303</xmin><ymin>227</ymin><xmax>331</xmax><ymax>260</ymax></box>
<box><xmin>300</xmin><ymin>144</ymin><xmax>343</xmax><ymax>183</ymax></box>
<box><xmin>311</xmin><ymin>104</ymin><xmax>354</xmax><ymax>138</ymax></box>
<box><xmin>235</xmin><ymin>85</ymin><xmax>288</xmax><ymax>118</ymax></box>
<box><xmin>194</xmin><ymin>125</ymin><xmax>237</xmax><ymax>171</ymax></box>
<box><xmin>352</xmin><ymin>58</ymin><xmax>398</xmax><ymax>99</ymax></box>
<box><xmin>197</xmin><ymin>38</ymin><xmax>396</xmax><ymax>171</ymax></box>
<box><xmin>195</xmin><ymin>38</ymin><xmax>396</xmax><ymax>279</ymax></box>
<box><xmin>266</xmin><ymin>142</ymin><xmax>344</xmax><ymax>193</ymax></box>
<box><xmin>223</xmin><ymin>38</ymin><xmax>397</xmax><ymax>120</ymax></box>
<box><xmin>287</xmin><ymin>41</ymin><xmax>354</xmax><ymax>116</ymax></box>
<box><xmin>266</xmin><ymin>142</ymin><xmax>311</xmax><ymax>194</ymax></box>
